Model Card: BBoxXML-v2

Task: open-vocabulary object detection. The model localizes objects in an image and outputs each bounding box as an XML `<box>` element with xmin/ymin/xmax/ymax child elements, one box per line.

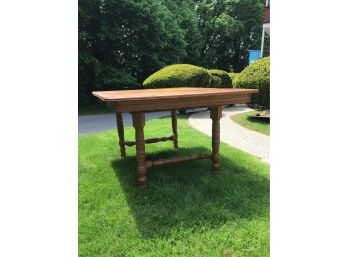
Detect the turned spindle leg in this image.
<box><xmin>116</xmin><ymin>113</ymin><xmax>126</xmax><ymax>157</ymax></box>
<box><xmin>132</xmin><ymin>112</ymin><xmax>147</xmax><ymax>188</ymax></box>
<box><xmin>210</xmin><ymin>106</ymin><xmax>222</xmax><ymax>175</ymax></box>
<box><xmin>171</xmin><ymin>110</ymin><xmax>178</xmax><ymax>149</ymax></box>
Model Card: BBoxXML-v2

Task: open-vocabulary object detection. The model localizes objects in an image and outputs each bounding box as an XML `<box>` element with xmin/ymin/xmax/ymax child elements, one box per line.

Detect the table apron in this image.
<box><xmin>106</xmin><ymin>94</ymin><xmax>252</xmax><ymax>112</ymax></box>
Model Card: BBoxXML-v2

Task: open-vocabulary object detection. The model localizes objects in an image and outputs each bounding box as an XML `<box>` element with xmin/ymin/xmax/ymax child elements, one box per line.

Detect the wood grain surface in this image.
<box><xmin>93</xmin><ymin>87</ymin><xmax>258</xmax><ymax>112</ymax></box>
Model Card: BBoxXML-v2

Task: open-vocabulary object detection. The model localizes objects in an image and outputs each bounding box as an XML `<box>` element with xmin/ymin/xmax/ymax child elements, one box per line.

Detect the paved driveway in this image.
<box><xmin>189</xmin><ymin>105</ymin><xmax>270</xmax><ymax>163</ymax></box>
<box><xmin>78</xmin><ymin>111</ymin><xmax>170</xmax><ymax>135</ymax></box>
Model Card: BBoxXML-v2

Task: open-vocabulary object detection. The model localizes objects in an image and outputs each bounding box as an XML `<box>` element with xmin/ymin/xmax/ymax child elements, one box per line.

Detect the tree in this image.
<box><xmin>78</xmin><ymin>0</ymin><xmax>188</xmax><ymax>104</ymax></box>
<box><xmin>78</xmin><ymin>0</ymin><xmax>265</xmax><ymax>106</ymax></box>
<box><xmin>196</xmin><ymin>0</ymin><xmax>264</xmax><ymax>72</ymax></box>
<box><xmin>163</xmin><ymin>0</ymin><xmax>204</xmax><ymax>65</ymax></box>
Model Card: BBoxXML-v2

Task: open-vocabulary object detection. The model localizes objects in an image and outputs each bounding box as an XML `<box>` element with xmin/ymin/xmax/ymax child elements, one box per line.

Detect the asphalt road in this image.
<box><xmin>78</xmin><ymin>111</ymin><xmax>170</xmax><ymax>135</ymax></box>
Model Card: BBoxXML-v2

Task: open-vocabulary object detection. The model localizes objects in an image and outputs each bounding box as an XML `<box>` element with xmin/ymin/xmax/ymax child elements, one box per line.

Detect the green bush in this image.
<box><xmin>208</xmin><ymin>69</ymin><xmax>232</xmax><ymax>87</ymax></box>
<box><xmin>227</xmin><ymin>72</ymin><xmax>240</xmax><ymax>88</ymax></box>
<box><xmin>210</xmin><ymin>75</ymin><xmax>222</xmax><ymax>88</ymax></box>
<box><xmin>143</xmin><ymin>64</ymin><xmax>212</xmax><ymax>88</ymax></box>
<box><xmin>234</xmin><ymin>57</ymin><xmax>270</xmax><ymax>109</ymax></box>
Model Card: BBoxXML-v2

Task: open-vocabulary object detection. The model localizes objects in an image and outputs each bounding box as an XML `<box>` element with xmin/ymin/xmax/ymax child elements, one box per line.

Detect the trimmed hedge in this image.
<box><xmin>210</xmin><ymin>75</ymin><xmax>222</xmax><ymax>88</ymax></box>
<box><xmin>143</xmin><ymin>64</ymin><xmax>234</xmax><ymax>90</ymax></box>
<box><xmin>143</xmin><ymin>64</ymin><xmax>212</xmax><ymax>88</ymax></box>
<box><xmin>227</xmin><ymin>72</ymin><xmax>240</xmax><ymax>88</ymax></box>
<box><xmin>234</xmin><ymin>57</ymin><xmax>270</xmax><ymax>109</ymax></box>
<box><xmin>208</xmin><ymin>69</ymin><xmax>232</xmax><ymax>88</ymax></box>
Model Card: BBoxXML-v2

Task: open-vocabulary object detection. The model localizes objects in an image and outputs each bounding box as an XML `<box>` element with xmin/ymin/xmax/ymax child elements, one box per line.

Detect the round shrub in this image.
<box><xmin>234</xmin><ymin>57</ymin><xmax>270</xmax><ymax>109</ymax></box>
<box><xmin>208</xmin><ymin>69</ymin><xmax>232</xmax><ymax>87</ymax></box>
<box><xmin>227</xmin><ymin>72</ymin><xmax>240</xmax><ymax>88</ymax></box>
<box><xmin>210</xmin><ymin>75</ymin><xmax>222</xmax><ymax>88</ymax></box>
<box><xmin>143</xmin><ymin>64</ymin><xmax>212</xmax><ymax>88</ymax></box>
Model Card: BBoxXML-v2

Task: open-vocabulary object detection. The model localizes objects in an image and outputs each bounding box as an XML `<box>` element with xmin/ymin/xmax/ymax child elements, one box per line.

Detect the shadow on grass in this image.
<box><xmin>111</xmin><ymin>146</ymin><xmax>269</xmax><ymax>239</ymax></box>
<box><xmin>247</xmin><ymin>116</ymin><xmax>270</xmax><ymax>124</ymax></box>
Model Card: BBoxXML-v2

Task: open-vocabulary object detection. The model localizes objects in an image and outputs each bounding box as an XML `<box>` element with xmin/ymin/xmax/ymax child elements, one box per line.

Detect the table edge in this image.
<box><xmin>92</xmin><ymin>88</ymin><xmax>259</xmax><ymax>102</ymax></box>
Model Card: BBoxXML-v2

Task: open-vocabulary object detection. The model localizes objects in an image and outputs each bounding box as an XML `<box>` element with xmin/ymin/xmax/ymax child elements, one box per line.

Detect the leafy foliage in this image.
<box><xmin>234</xmin><ymin>57</ymin><xmax>270</xmax><ymax>109</ymax></box>
<box><xmin>228</xmin><ymin>72</ymin><xmax>240</xmax><ymax>88</ymax></box>
<box><xmin>196</xmin><ymin>0</ymin><xmax>264</xmax><ymax>72</ymax></box>
<box><xmin>163</xmin><ymin>0</ymin><xmax>204</xmax><ymax>66</ymax></box>
<box><xmin>209</xmin><ymin>75</ymin><xmax>222</xmax><ymax>88</ymax></box>
<box><xmin>79</xmin><ymin>0</ymin><xmax>266</xmax><ymax>106</ymax></box>
<box><xmin>79</xmin><ymin>0</ymin><xmax>190</xmax><ymax>104</ymax></box>
<box><xmin>208</xmin><ymin>69</ymin><xmax>232</xmax><ymax>87</ymax></box>
<box><xmin>143</xmin><ymin>64</ymin><xmax>238</xmax><ymax>88</ymax></box>
<box><xmin>143</xmin><ymin>64</ymin><xmax>212</xmax><ymax>88</ymax></box>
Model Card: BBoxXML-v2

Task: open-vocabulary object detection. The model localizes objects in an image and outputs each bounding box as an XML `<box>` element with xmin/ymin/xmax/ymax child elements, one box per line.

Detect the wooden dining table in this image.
<box><xmin>93</xmin><ymin>87</ymin><xmax>258</xmax><ymax>187</ymax></box>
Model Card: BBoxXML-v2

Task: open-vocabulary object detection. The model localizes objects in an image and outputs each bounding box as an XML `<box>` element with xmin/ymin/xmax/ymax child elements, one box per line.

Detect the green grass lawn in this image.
<box><xmin>231</xmin><ymin>111</ymin><xmax>270</xmax><ymax>135</ymax></box>
<box><xmin>79</xmin><ymin>115</ymin><xmax>270</xmax><ymax>257</ymax></box>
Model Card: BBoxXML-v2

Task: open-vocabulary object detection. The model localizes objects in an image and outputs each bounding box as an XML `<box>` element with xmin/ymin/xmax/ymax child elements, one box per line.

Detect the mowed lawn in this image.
<box><xmin>79</xmin><ymin>115</ymin><xmax>270</xmax><ymax>257</ymax></box>
<box><xmin>231</xmin><ymin>111</ymin><xmax>270</xmax><ymax>136</ymax></box>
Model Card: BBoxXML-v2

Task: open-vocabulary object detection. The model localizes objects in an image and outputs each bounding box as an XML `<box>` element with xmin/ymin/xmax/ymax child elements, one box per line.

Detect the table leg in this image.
<box><xmin>210</xmin><ymin>106</ymin><xmax>222</xmax><ymax>175</ymax></box>
<box><xmin>132</xmin><ymin>112</ymin><xmax>147</xmax><ymax>187</ymax></box>
<box><xmin>116</xmin><ymin>113</ymin><xmax>126</xmax><ymax>157</ymax></box>
<box><xmin>171</xmin><ymin>110</ymin><xmax>178</xmax><ymax>149</ymax></box>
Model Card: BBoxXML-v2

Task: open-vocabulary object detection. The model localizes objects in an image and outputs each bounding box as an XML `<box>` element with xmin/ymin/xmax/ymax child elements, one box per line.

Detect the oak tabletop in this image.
<box><xmin>92</xmin><ymin>87</ymin><xmax>258</xmax><ymax>101</ymax></box>
<box><xmin>92</xmin><ymin>87</ymin><xmax>258</xmax><ymax>112</ymax></box>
